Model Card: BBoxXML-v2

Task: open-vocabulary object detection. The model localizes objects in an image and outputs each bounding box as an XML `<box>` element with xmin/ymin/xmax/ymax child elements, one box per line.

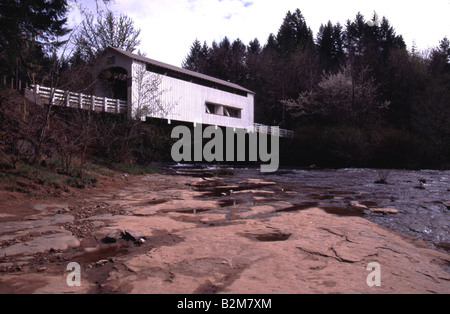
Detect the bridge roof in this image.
<box><xmin>103</xmin><ymin>47</ymin><xmax>255</xmax><ymax>95</ymax></box>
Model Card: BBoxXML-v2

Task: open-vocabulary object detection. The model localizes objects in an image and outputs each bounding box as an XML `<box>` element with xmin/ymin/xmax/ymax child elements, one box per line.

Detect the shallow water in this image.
<box><xmin>171</xmin><ymin>164</ymin><xmax>450</xmax><ymax>253</ymax></box>
<box><xmin>266</xmin><ymin>168</ymin><xmax>450</xmax><ymax>252</ymax></box>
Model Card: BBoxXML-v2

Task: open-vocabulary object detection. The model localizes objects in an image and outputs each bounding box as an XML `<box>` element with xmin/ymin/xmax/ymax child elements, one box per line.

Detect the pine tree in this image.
<box><xmin>248</xmin><ymin>38</ymin><xmax>262</xmax><ymax>55</ymax></box>
<box><xmin>316</xmin><ymin>21</ymin><xmax>345</xmax><ymax>72</ymax></box>
<box><xmin>276</xmin><ymin>9</ymin><xmax>314</xmax><ymax>56</ymax></box>
<box><xmin>439</xmin><ymin>37</ymin><xmax>450</xmax><ymax>63</ymax></box>
<box><xmin>344</xmin><ymin>12</ymin><xmax>405</xmax><ymax>70</ymax></box>
<box><xmin>264</xmin><ymin>33</ymin><xmax>278</xmax><ymax>52</ymax></box>
<box><xmin>229</xmin><ymin>38</ymin><xmax>248</xmax><ymax>84</ymax></box>
<box><xmin>182</xmin><ymin>39</ymin><xmax>209</xmax><ymax>72</ymax></box>
<box><xmin>0</xmin><ymin>0</ymin><xmax>70</xmax><ymax>83</ymax></box>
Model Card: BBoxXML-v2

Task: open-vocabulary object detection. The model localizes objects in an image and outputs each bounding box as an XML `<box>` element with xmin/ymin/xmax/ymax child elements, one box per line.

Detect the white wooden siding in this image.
<box><xmin>131</xmin><ymin>61</ymin><xmax>254</xmax><ymax>129</ymax></box>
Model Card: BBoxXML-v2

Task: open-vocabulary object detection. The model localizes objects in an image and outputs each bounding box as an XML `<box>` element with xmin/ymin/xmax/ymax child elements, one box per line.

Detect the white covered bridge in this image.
<box><xmin>28</xmin><ymin>47</ymin><xmax>293</xmax><ymax>138</ymax></box>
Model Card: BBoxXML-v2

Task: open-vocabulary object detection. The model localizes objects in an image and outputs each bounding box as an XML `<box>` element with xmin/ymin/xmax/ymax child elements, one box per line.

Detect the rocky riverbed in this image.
<box><xmin>0</xmin><ymin>167</ymin><xmax>449</xmax><ymax>294</ymax></box>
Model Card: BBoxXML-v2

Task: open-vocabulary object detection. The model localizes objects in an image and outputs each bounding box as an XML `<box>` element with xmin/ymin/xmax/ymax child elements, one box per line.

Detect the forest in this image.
<box><xmin>1</xmin><ymin>1</ymin><xmax>449</xmax><ymax>171</ymax></box>
<box><xmin>183</xmin><ymin>9</ymin><xmax>450</xmax><ymax>169</ymax></box>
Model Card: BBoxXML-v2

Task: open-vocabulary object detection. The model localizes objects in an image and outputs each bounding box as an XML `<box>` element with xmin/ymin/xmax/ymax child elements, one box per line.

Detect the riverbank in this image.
<box><xmin>0</xmin><ymin>169</ymin><xmax>449</xmax><ymax>294</ymax></box>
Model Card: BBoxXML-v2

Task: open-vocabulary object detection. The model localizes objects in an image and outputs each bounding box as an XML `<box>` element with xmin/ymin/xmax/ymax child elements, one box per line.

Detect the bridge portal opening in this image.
<box><xmin>96</xmin><ymin>66</ymin><xmax>128</xmax><ymax>101</ymax></box>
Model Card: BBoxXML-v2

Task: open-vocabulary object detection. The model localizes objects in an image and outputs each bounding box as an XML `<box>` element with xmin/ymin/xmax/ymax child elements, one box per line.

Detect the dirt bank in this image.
<box><xmin>0</xmin><ymin>171</ymin><xmax>449</xmax><ymax>294</ymax></box>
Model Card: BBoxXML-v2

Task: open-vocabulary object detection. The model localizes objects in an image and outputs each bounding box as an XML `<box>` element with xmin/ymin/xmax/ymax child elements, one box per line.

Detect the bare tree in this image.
<box><xmin>73</xmin><ymin>10</ymin><xmax>141</xmax><ymax>62</ymax></box>
<box><xmin>131</xmin><ymin>64</ymin><xmax>177</xmax><ymax>121</ymax></box>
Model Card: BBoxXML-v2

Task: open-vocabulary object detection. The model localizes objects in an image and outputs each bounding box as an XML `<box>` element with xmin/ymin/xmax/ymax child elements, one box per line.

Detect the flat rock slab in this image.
<box><xmin>0</xmin><ymin>230</ymin><xmax>80</xmax><ymax>257</ymax></box>
<box><xmin>115</xmin><ymin>208</ymin><xmax>449</xmax><ymax>294</ymax></box>
<box><xmin>0</xmin><ymin>174</ymin><xmax>449</xmax><ymax>294</ymax></box>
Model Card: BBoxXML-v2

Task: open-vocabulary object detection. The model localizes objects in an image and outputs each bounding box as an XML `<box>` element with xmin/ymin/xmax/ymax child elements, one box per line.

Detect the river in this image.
<box><xmin>171</xmin><ymin>165</ymin><xmax>450</xmax><ymax>253</ymax></box>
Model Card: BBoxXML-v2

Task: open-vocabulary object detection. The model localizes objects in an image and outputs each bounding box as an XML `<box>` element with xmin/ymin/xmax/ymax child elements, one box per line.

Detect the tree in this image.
<box><xmin>131</xmin><ymin>64</ymin><xmax>176</xmax><ymax>121</ymax></box>
<box><xmin>439</xmin><ymin>37</ymin><xmax>450</xmax><ymax>62</ymax></box>
<box><xmin>229</xmin><ymin>38</ymin><xmax>248</xmax><ymax>85</ymax></box>
<box><xmin>248</xmin><ymin>38</ymin><xmax>262</xmax><ymax>55</ymax></box>
<box><xmin>74</xmin><ymin>10</ymin><xmax>141</xmax><ymax>62</ymax></box>
<box><xmin>182</xmin><ymin>39</ymin><xmax>209</xmax><ymax>72</ymax></box>
<box><xmin>344</xmin><ymin>12</ymin><xmax>405</xmax><ymax>75</ymax></box>
<box><xmin>195</xmin><ymin>37</ymin><xmax>249</xmax><ymax>85</ymax></box>
<box><xmin>264</xmin><ymin>33</ymin><xmax>278</xmax><ymax>52</ymax></box>
<box><xmin>430</xmin><ymin>36</ymin><xmax>450</xmax><ymax>74</ymax></box>
<box><xmin>283</xmin><ymin>63</ymin><xmax>390</xmax><ymax>125</ymax></box>
<box><xmin>275</xmin><ymin>9</ymin><xmax>314</xmax><ymax>56</ymax></box>
<box><xmin>0</xmin><ymin>0</ymin><xmax>70</xmax><ymax>83</ymax></box>
<box><xmin>316</xmin><ymin>21</ymin><xmax>345</xmax><ymax>72</ymax></box>
<box><xmin>246</xmin><ymin>38</ymin><xmax>262</xmax><ymax>89</ymax></box>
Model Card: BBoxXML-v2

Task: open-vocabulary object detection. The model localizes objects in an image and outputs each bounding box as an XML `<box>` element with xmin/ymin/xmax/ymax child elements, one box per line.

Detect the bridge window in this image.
<box><xmin>224</xmin><ymin>106</ymin><xmax>241</xmax><ymax>118</ymax></box>
<box><xmin>206</xmin><ymin>102</ymin><xmax>241</xmax><ymax>119</ymax></box>
<box><xmin>205</xmin><ymin>103</ymin><xmax>215</xmax><ymax>114</ymax></box>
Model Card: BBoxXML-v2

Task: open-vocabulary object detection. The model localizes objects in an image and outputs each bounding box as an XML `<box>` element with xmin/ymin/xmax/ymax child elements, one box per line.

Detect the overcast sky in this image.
<box><xmin>70</xmin><ymin>0</ymin><xmax>450</xmax><ymax>67</ymax></box>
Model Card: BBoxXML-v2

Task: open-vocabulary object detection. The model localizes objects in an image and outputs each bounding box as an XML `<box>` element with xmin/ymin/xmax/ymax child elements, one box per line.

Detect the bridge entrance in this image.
<box><xmin>96</xmin><ymin>66</ymin><xmax>128</xmax><ymax>101</ymax></box>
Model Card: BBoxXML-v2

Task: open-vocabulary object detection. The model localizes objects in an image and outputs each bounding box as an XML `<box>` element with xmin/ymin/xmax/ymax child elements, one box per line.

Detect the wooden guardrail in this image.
<box><xmin>253</xmin><ymin>123</ymin><xmax>294</xmax><ymax>138</ymax></box>
<box><xmin>25</xmin><ymin>85</ymin><xmax>293</xmax><ymax>138</ymax></box>
<box><xmin>29</xmin><ymin>84</ymin><xmax>128</xmax><ymax>114</ymax></box>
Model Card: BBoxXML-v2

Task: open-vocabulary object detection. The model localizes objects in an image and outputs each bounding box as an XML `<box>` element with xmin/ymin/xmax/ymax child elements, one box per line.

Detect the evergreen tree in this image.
<box><xmin>316</xmin><ymin>21</ymin><xmax>345</xmax><ymax>72</ymax></box>
<box><xmin>264</xmin><ymin>33</ymin><xmax>278</xmax><ymax>52</ymax></box>
<box><xmin>206</xmin><ymin>37</ymin><xmax>231</xmax><ymax>80</ymax></box>
<box><xmin>182</xmin><ymin>39</ymin><xmax>209</xmax><ymax>72</ymax></box>
<box><xmin>246</xmin><ymin>38</ymin><xmax>262</xmax><ymax>92</ymax></box>
<box><xmin>438</xmin><ymin>36</ymin><xmax>450</xmax><ymax>64</ymax></box>
<box><xmin>276</xmin><ymin>9</ymin><xmax>314</xmax><ymax>56</ymax></box>
<box><xmin>248</xmin><ymin>38</ymin><xmax>262</xmax><ymax>55</ymax></box>
<box><xmin>229</xmin><ymin>38</ymin><xmax>248</xmax><ymax>84</ymax></box>
<box><xmin>0</xmin><ymin>0</ymin><xmax>70</xmax><ymax>83</ymax></box>
<box><xmin>344</xmin><ymin>12</ymin><xmax>405</xmax><ymax>73</ymax></box>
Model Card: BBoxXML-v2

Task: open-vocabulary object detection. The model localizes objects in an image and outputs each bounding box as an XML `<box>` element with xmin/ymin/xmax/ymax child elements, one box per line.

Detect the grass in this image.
<box><xmin>83</xmin><ymin>162</ymin><xmax>115</xmax><ymax>177</ymax></box>
<box><xmin>0</xmin><ymin>159</ymin><xmax>98</xmax><ymax>195</ymax></box>
<box><xmin>0</xmin><ymin>151</ymin><xmax>161</xmax><ymax>196</ymax></box>
<box><xmin>0</xmin><ymin>163</ymin><xmax>64</xmax><ymax>194</ymax></box>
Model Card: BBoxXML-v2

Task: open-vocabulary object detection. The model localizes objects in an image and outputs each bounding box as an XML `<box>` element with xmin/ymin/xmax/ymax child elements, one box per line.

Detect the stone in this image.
<box><xmin>349</xmin><ymin>201</ymin><xmax>369</xmax><ymax>211</ymax></box>
<box><xmin>0</xmin><ymin>231</ymin><xmax>80</xmax><ymax>257</ymax></box>
<box><xmin>96</xmin><ymin>259</ymin><xmax>109</xmax><ymax>266</ymax></box>
<box><xmin>103</xmin><ymin>229</ymin><xmax>122</xmax><ymax>243</ymax></box>
<box><xmin>370</xmin><ymin>208</ymin><xmax>400</xmax><ymax>214</ymax></box>
<box><xmin>122</xmin><ymin>230</ymin><xmax>146</xmax><ymax>243</ymax></box>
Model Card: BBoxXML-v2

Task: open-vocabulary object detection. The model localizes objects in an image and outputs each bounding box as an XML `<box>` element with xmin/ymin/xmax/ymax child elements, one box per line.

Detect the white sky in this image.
<box><xmin>70</xmin><ymin>0</ymin><xmax>450</xmax><ymax>67</ymax></box>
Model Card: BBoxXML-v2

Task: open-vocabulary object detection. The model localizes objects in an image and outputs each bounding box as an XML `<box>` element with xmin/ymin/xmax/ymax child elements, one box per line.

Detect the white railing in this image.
<box><xmin>29</xmin><ymin>84</ymin><xmax>128</xmax><ymax>114</ymax></box>
<box><xmin>252</xmin><ymin>123</ymin><xmax>294</xmax><ymax>138</ymax></box>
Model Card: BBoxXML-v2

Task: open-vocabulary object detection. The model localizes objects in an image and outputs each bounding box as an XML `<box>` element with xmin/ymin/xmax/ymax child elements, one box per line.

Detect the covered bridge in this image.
<box><xmin>95</xmin><ymin>47</ymin><xmax>255</xmax><ymax>131</ymax></box>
